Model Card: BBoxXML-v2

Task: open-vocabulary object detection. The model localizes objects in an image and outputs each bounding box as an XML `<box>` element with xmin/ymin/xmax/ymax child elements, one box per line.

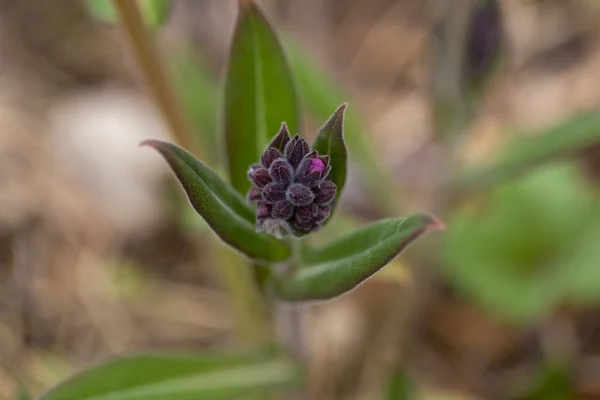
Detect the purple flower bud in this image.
<box><xmin>295</xmin><ymin>157</ymin><xmax>312</xmax><ymax>180</ymax></box>
<box><xmin>272</xmin><ymin>200</ymin><xmax>294</xmax><ymax>220</ymax></box>
<box><xmin>309</xmin><ymin>158</ymin><xmax>325</xmax><ymax>174</ymax></box>
<box><xmin>247</xmin><ymin>163</ymin><xmax>261</xmax><ymax>181</ymax></box>
<box><xmin>296</xmin><ymin>170</ymin><xmax>321</xmax><ymax>187</ymax></box>
<box><xmin>257</xmin><ymin>202</ymin><xmax>272</xmax><ymax>220</ymax></box>
<box><xmin>247</xmin><ymin>186</ymin><xmax>262</xmax><ymax>203</ymax></box>
<box><xmin>261</xmin><ymin>148</ymin><xmax>281</xmax><ymax>168</ymax></box>
<box><xmin>269</xmin><ymin>158</ymin><xmax>293</xmax><ymax>185</ymax></box>
<box><xmin>262</xmin><ymin>182</ymin><xmax>286</xmax><ymax>204</ymax></box>
<box><xmin>284</xmin><ymin>135</ymin><xmax>310</xmax><ymax>168</ymax></box>
<box><xmin>296</xmin><ymin>204</ymin><xmax>317</xmax><ymax>221</ymax></box>
<box><xmin>250</xmin><ymin>167</ymin><xmax>272</xmax><ymax>187</ymax></box>
<box><xmin>314</xmin><ymin>181</ymin><xmax>336</xmax><ymax>204</ymax></box>
<box><xmin>286</xmin><ymin>183</ymin><xmax>315</xmax><ymax>207</ymax></box>
<box><xmin>315</xmin><ymin>205</ymin><xmax>331</xmax><ymax>223</ymax></box>
<box><xmin>466</xmin><ymin>0</ymin><xmax>501</xmax><ymax>83</ymax></box>
<box><xmin>292</xmin><ymin>216</ymin><xmax>314</xmax><ymax>232</ymax></box>
<box><xmin>247</xmin><ymin>128</ymin><xmax>339</xmax><ymax>236</ymax></box>
<box><xmin>322</xmin><ymin>165</ymin><xmax>332</xmax><ymax>180</ymax></box>
<box><xmin>268</xmin><ymin>123</ymin><xmax>291</xmax><ymax>151</ymax></box>
<box><xmin>304</xmin><ymin>150</ymin><xmax>318</xmax><ymax>159</ymax></box>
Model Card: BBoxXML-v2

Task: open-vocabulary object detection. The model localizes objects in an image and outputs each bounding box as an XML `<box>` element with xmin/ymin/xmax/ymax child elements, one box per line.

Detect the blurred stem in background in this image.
<box><xmin>111</xmin><ymin>0</ymin><xmax>271</xmax><ymax>345</ymax></box>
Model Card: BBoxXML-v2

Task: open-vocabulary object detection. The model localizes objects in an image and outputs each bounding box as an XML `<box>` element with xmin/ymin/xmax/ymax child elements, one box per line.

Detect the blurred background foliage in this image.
<box><xmin>3</xmin><ymin>0</ymin><xmax>600</xmax><ymax>399</ymax></box>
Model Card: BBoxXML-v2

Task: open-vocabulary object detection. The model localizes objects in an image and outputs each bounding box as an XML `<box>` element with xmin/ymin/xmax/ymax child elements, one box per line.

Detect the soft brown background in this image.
<box><xmin>2</xmin><ymin>0</ymin><xmax>600</xmax><ymax>399</ymax></box>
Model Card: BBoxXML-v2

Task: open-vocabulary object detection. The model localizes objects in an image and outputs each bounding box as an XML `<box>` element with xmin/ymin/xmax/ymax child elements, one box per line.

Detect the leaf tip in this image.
<box><xmin>423</xmin><ymin>213</ymin><xmax>446</xmax><ymax>232</ymax></box>
<box><xmin>332</xmin><ymin>102</ymin><xmax>348</xmax><ymax>122</ymax></box>
<box><xmin>139</xmin><ymin>139</ymin><xmax>158</xmax><ymax>148</ymax></box>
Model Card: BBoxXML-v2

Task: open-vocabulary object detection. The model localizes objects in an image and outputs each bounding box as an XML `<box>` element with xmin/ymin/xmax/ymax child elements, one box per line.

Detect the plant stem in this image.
<box><xmin>111</xmin><ymin>0</ymin><xmax>203</xmax><ymax>158</ymax></box>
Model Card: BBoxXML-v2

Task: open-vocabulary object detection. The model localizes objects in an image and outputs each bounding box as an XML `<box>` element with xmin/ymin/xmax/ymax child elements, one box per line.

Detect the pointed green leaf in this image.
<box><xmin>38</xmin><ymin>350</ymin><xmax>300</xmax><ymax>400</ymax></box>
<box><xmin>143</xmin><ymin>140</ymin><xmax>291</xmax><ymax>262</ymax></box>
<box><xmin>458</xmin><ymin>112</ymin><xmax>600</xmax><ymax>192</ymax></box>
<box><xmin>85</xmin><ymin>0</ymin><xmax>171</xmax><ymax>30</ymax></box>
<box><xmin>224</xmin><ymin>0</ymin><xmax>300</xmax><ymax>194</ymax></box>
<box><xmin>272</xmin><ymin>214</ymin><xmax>442</xmax><ymax>301</ymax></box>
<box><xmin>312</xmin><ymin>103</ymin><xmax>348</xmax><ymax>203</ymax></box>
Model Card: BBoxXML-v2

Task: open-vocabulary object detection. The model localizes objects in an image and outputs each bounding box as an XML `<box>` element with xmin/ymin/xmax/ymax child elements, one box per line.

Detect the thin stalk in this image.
<box><xmin>275</xmin><ymin>238</ymin><xmax>307</xmax><ymax>400</ymax></box>
<box><xmin>112</xmin><ymin>0</ymin><xmax>203</xmax><ymax>159</ymax></box>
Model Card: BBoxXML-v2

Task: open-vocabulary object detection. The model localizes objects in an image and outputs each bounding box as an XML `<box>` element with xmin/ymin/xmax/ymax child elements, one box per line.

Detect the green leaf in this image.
<box><xmin>85</xmin><ymin>0</ymin><xmax>118</xmax><ymax>23</ymax></box>
<box><xmin>142</xmin><ymin>140</ymin><xmax>291</xmax><ymax>262</ymax></box>
<box><xmin>85</xmin><ymin>0</ymin><xmax>171</xmax><ymax>30</ymax></box>
<box><xmin>312</xmin><ymin>103</ymin><xmax>348</xmax><ymax>205</ymax></box>
<box><xmin>16</xmin><ymin>383</ymin><xmax>31</xmax><ymax>400</ymax></box>
<box><xmin>520</xmin><ymin>363</ymin><xmax>573</xmax><ymax>400</ymax></box>
<box><xmin>170</xmin><ymin>49</ymin><xmax>219</xmax><ymax>166</ymax></box>
<box><xmin>285</xmin><ymin>38</ymin><xmax>399</xmax><ymax>215</ymax></box>
<box><xmin>224</xmin><ymin>0</ymin><xmax>300</xmax><ymax>194</ymax></box>
<box><xmin>457</xmin><ymin>112</ymin><xmax>600</xmax><ymax>192</ymax></box>
<box><xmin>272</xmin><ymin>214</ymin><xmax>442</xmax><ymax>301</ymax></box>
<box><xmin>384</xmin><ymin>370</ymin><xmax>413</xmax><ymax>400</ymax></box>
<box><xmin>444</xmin><ymin>162</ymin><xmax>598</xmax><ymax>322</ymax></box>
<box><xmin>37</xmin><ymin>350</ymin><xmax>300</xmax><ymax>400</ymax></box>
<box><xmin>137</xmin><ymin>0</ymin><xmax>171</xmax><ymax>29</ymax></box>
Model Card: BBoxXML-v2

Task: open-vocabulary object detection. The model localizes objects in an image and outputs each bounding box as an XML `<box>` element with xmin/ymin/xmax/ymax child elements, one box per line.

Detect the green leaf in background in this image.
<box><xmin>224</xmin><ymin>0</ymin><xmax>300</xmax><ymax>194</ymax></box>
<box><xmin>16</xmin><ymin>383</ymin><xmax>31</xmax><ymax>400</ymax></box>
<box><xmin>170</xmin><ymin>49</ymin><xmax>220</xmax><ymax>166</ymax></box>
<box><xmin>285</xmin><ymin>38</ymin><xmax>399</xmax><ymax>215</ymax></box>
<box><xmin>384</xmin><ymin>370</ymin><xmax>414</xmax><ymax>400</ymax></box>
<box><xmin>458</xmin><ymin>112</ymin><xmax>600</xmax><ymax>192</ymax></box>
<box><xmin>142</xmin><ymin>140</ymin><xmax>291</xmax><ymax>262</ymax></box>
<box><xmin>444</xmin><ymin>162</ymin><xmax>600</xmax><ymax>322</ymax></box>
<box><xmin>272</xmin><ymin>214</ymin><xmax>442</xmax><ymax>301</ymax></box>
<box><xmin>312</xmin><ymin>103</ymin><xmax>348</xmax><ymax>206</ymax></box>
<box><xmin>520</xmin><ymin>363</ymin><xmax>573</xmax><ymax>400</ymax></box>
<box><xmin>85</xmin><ymin>0</ymin><xmax>171</xmax><ymax>30</ymax></box>
<box><xmin>37</xmin><ymin>350</ymin><xmax>300</xmax><ymax>400</ymax></box>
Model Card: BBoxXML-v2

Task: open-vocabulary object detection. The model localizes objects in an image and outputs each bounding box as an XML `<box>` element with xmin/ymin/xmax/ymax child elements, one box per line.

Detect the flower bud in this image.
<box><xmin>315</xmin><ymin>205</ymin><xmax>331</xmax><ymax>223</ymax></box>
<box><xmin>286</xmin><ymin>183</ymin><xmax>315</xmax><ymax>207</ymax></box>
<box><xmin>296</xmin><ymin>204</ymin><xmax>317</xmax><ymax>221</ymax></box>
<box><xmin>247</xmin><ymin>186</ymin><xmax>262</xmax><ymax>203</ymax></box>
<box><xmin>257</xmin><ymin>202</ymin><xmax>272</xmax><ymax>220</ymax></box>
<box><xmin>314</xmin><ymin>181</ymin><xmax>336</xmax><ymax>204</ymax></box>
<box><xmin>250</xmin><ymin>167</ymin><xmax>272</xmax><ymax>187</ymax></box>
<box><xmin>262</xmin><ymin>182</ymin><xmax>286</xmax><ymax>204</ymax></box>
<box><xmin>269</xmin><ymin>158</ymin><xmax>294</xmax><ymax>185</ymax></box>
<box><xmin>272</xmin><ymin>200</ymin><xmax>294</xmax><ymax>220</ymax></box>
<box><xmin>284</xmin><ymin>135</ymin><xmax>309</xmax><ymax>168</ymax></box>
<box><xmin>292</xmin><ymin>216</ymin><xmax>314</xmax><ymax>232</ymax></box>
<box><xmin>261</xmin><ymin>148</ymin><xmax>281</xmax><ymax>168</ymax></box>
<box><xmin>268</xmin><ymin>123</ymin><xmax>292</xmax><ymax>151</ymax></box>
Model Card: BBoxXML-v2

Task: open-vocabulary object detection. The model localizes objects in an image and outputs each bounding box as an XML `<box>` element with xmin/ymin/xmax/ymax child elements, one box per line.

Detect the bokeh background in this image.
<box><xmin>3</xmin><ymin>0</ymin><xmax>600</xmax><ymax>399</ymax></box>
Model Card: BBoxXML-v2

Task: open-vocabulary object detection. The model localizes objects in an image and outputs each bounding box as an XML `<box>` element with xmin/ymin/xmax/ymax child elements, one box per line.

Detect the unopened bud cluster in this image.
<box><xmin>247</xmin><ymin>125</ymin><xmax>336</xmax><ymax>234</ymax></box>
